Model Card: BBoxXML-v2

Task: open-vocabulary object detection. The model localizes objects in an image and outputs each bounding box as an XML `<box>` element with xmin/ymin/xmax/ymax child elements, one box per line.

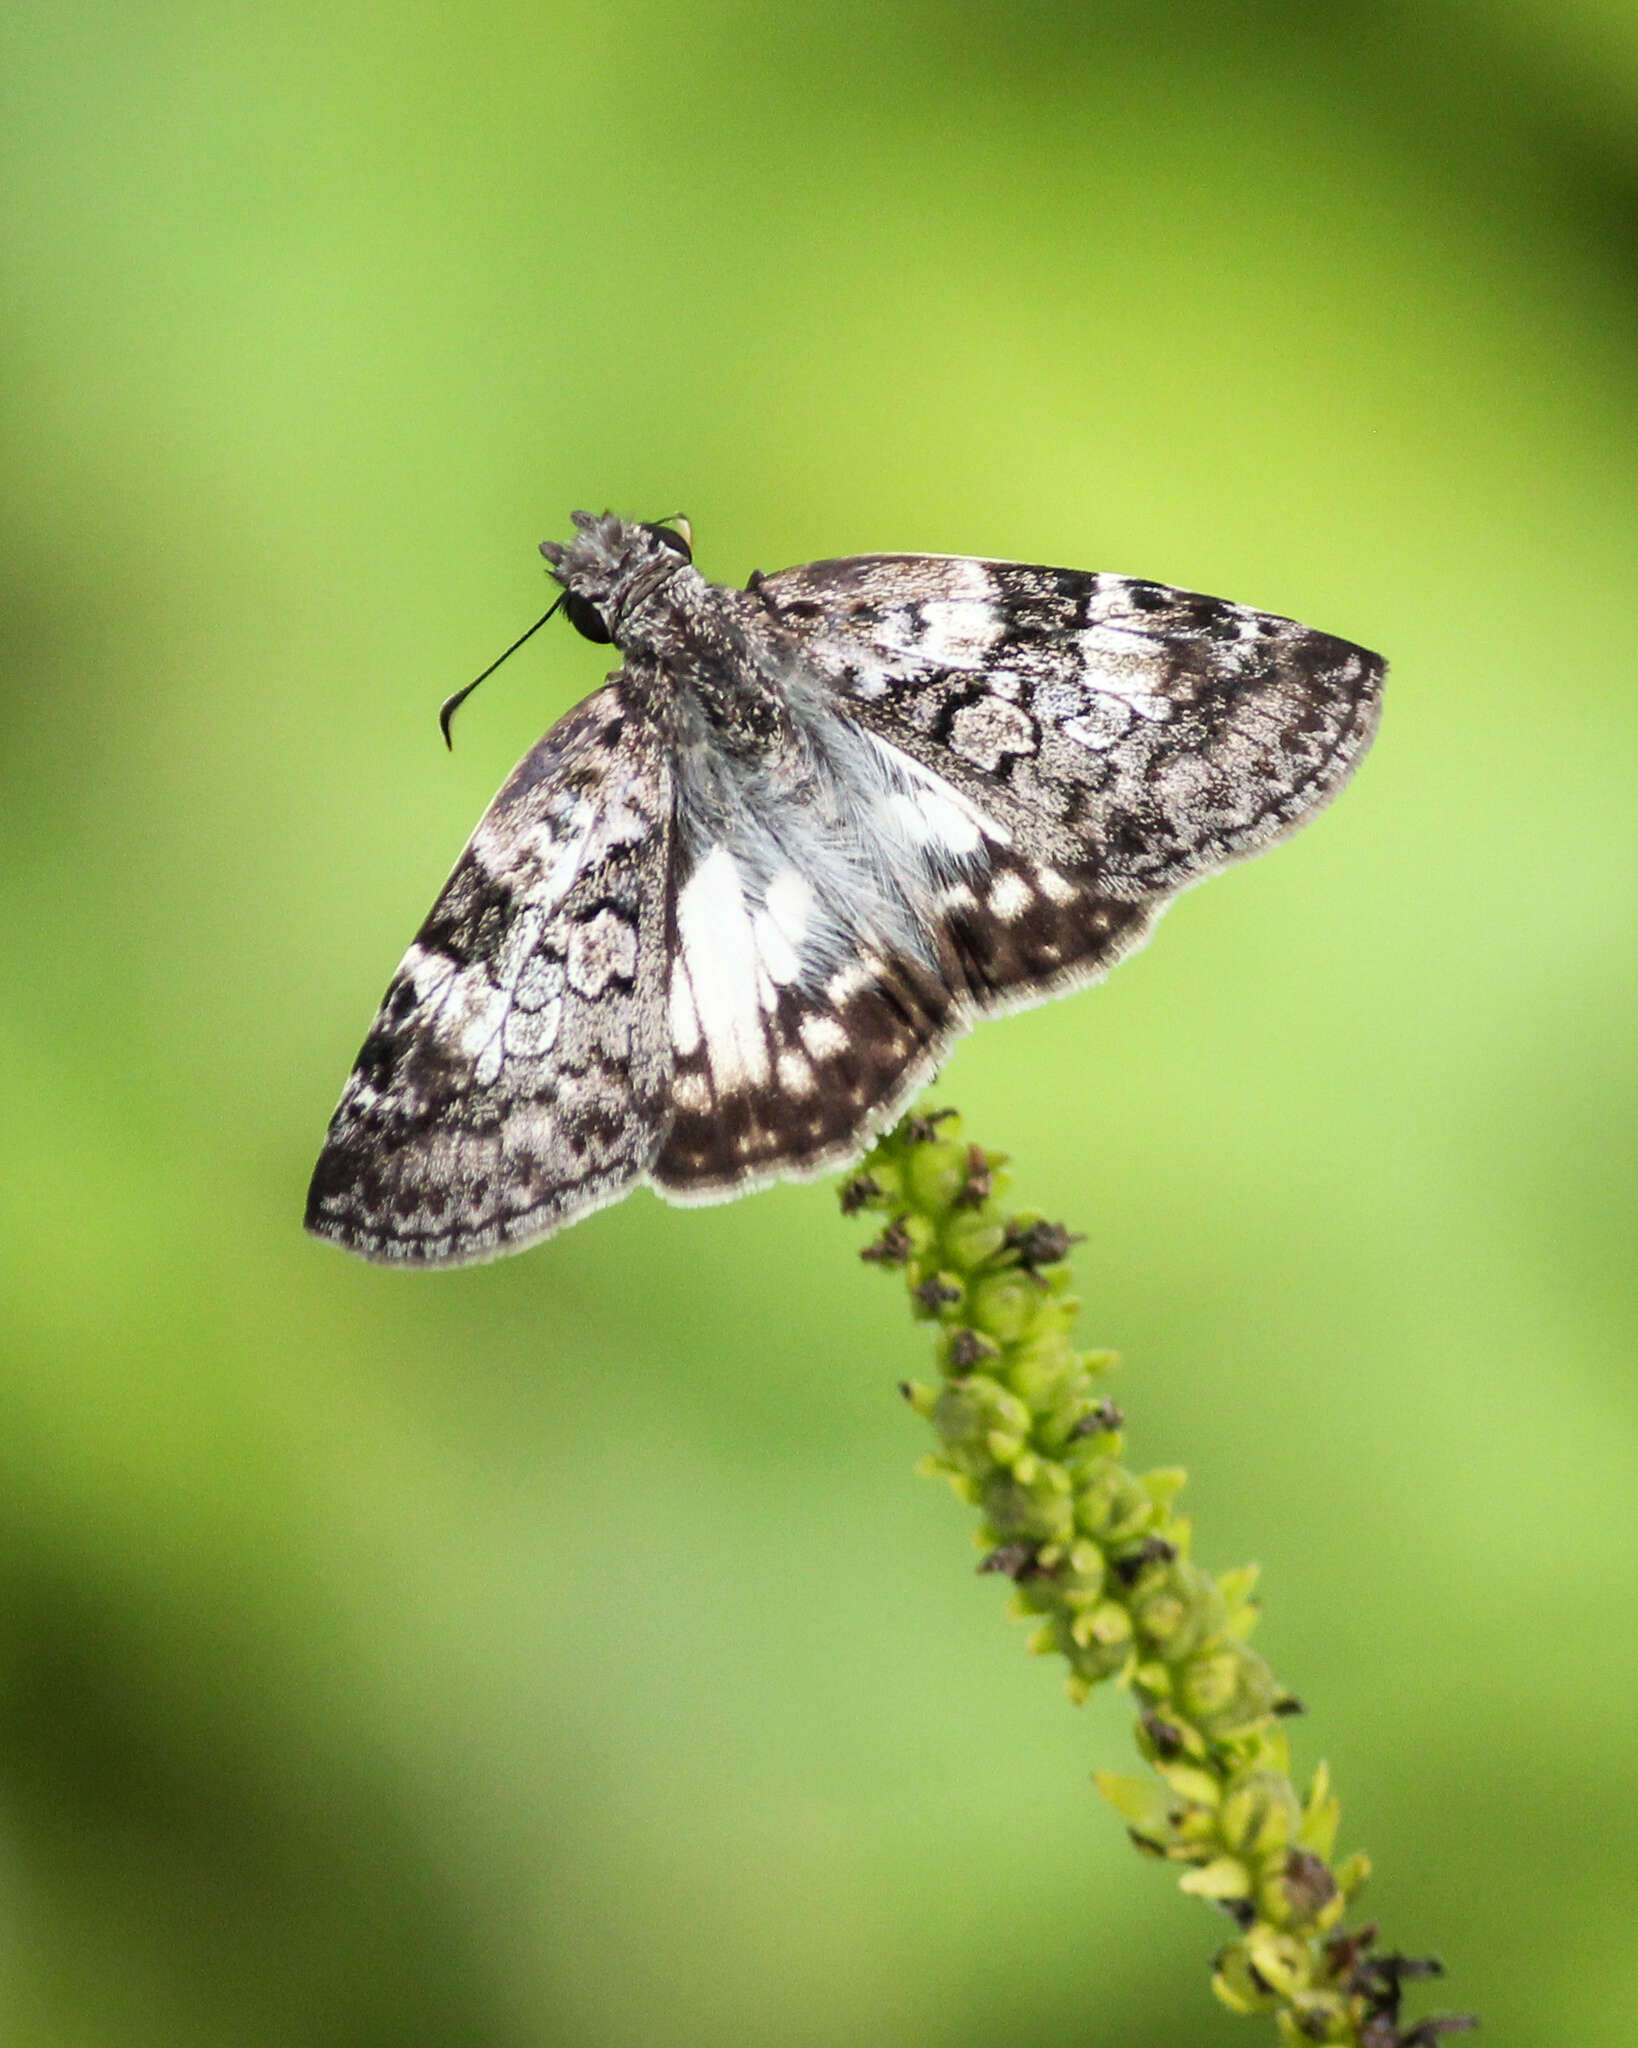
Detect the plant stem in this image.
<box><xmin>841</xmin><ymin>1108</ymin><xmax>1473</xmax><ymax>2048</ymax></box>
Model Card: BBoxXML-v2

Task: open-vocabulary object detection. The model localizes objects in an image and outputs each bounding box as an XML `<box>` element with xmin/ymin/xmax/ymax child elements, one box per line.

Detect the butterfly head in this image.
<box><xmin>539</xmin><ymin>510</ymin><xmax>695</xmax><ymax>646</ymax></box>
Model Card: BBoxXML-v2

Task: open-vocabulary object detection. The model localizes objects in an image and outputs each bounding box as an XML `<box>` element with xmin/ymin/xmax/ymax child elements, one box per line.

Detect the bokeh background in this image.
<box><xmin>3</xmin><ymin>3</ymin><xmax>1636</xmax><ymax>2043</ymax></box>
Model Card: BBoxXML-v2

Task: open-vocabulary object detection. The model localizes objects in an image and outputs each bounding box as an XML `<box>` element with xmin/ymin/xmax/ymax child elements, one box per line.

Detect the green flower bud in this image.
<box><xmin>965</xmin><ymin>1271</ymin><xmax>1042</xmax><ymax>1343</ymax></box>
<box><xmin>903</xmin><ymin>1130</ymin><xmax>973</xmax><ymax>1213</ymax></box>
<box><xmin>909</xmin><ymin>1269</ymin><xmax>966</xmax><ymax>1318</ymax></box>
<box><xmin>1333</xmin><ymin>1850</ymin><xmax>1371</xmax><ymax>1901</ymax></box>
<box><xmin>1298</xmin><ymin>1761</ymin><xmax>1341</xmax><ymax>1861</ymax></box>
<box><xmin>1045</xmin><ymin>1539</ymin><xmax>1106</xmax><ymax>1606</ymax></box>
<box><xmin>1130</xmin><ymin>1559</ymin><xmax>1229</xmax><ymax>1662</ymax></box>
<box><xmin>1244</xmin><ymin>1925</ymin><xmax>1313</xmax><ymax>2001</ymax></box>
<box><xmin>1218</xmin><ymin>1770</ymin><xmax>1301</xmax><ymax>1859</ymax></box>
<box><xmin>941</xmin><ymin>1327</ymin><xmax>1000</xmax><ymax>1376</ymax></box>
<box><xmin>1217</xmin><ymin>1562</ymin><xmax>1262</xmax><ymax>1609</ymax></box>
<box><xmin>1275</xmin><ymin>1990</ymin><xmax>1352</xmax><ymax>2044</ymax></box>
<box><xmin>1212</xmin><ymin>1939</ymin><xmax>1279</xmax><ymax>2016</ymax></box>
<box><xmin>1005</xmin><ymin>1344</ymin><xmax>1081</xmax><ymax>1414</ymax></box>
<box><xmin>1083</xmin><ymin>1600</ymin><xmax>1134</xmax><ymax>1649</ymax></box>
<box><xmin>1093</xmin><ymin>1770</ymin><xmax>1170</xmax><ymax>1832</ymax></box>
<box><xmin>1179</xmin><ymin>1853</ymin><xmax>1252</xmax><ymax>1901</ymax></box>
<box><xmin>1061</xmin><ymin>1428</ymin><xmax>1123</xmax><ymax>1483</ymax></box>
<box><xmin>1074</xmin><ymin>1462</ymin><xmax>1154</xmax><ymax>1542</ymax></box>
<box><xmin>1142</xmin><ymin>1465</ymin><xmax>1189</xmax><ymax>1508</ymax></box>
<box><xmin>941</xmin><ymin>1211</ymin><xmax>1010</xmax><ymax>1270</ymax></box>
<box><xmin>1152</xmin><ymin>1759</ymin><xmax>1221</xmax><ymax>1808</ymax></box>
<box><xmin>1170</xmin><ymin>1800</ymin><xmax>1223</xmax><ymax>1851</ymax></box>
<box><xmin>980</xmin><ymin>1469</ymin><xmax>1075</xmax><ymax>1545</ymax></box>
<box><xmin>1175</xmin><ymin>1645</ymin><xmax>1280</xmax><ymax>1738</ymax></box>
<box><xmin>931</xmin><ymin>1374</ymin><xmax>1028</xmax><ymax>1461</ymax></box>
<box><xmin>1257</xmin><ymin>1846</ymin><xmax>1340</xmax><ymax>1931</ymax></box>
<box><xmin>1067</xmin><ymin>1630</ymin><xmax>1135</xmax><ymax>1684</ymax></box>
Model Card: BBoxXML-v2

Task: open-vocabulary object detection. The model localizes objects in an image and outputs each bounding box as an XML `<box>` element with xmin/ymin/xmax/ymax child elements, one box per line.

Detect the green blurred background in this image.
<box><xmin>3</xmin><ymin>2</ymin><xmax>1636</xmax><ymax>2042</ymax></box>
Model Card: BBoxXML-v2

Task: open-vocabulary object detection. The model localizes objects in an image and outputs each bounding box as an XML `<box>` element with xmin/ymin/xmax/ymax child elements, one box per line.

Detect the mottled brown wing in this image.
<box><xmin>751</xmin><ymin>553</ymin><xmax>1384</xmax><ymax>899</ymax></box>
<box><xmin>306</xmin><ymin>684</ymin><xmax>674</xmax><ymax>1265</ymax></box>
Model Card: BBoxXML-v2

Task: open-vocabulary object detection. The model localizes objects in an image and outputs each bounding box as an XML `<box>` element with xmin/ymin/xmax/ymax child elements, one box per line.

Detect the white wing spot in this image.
<box><xmin>752</xmin><ymin>908</ymin><xmax>802</xmax><ymax>986</ymax></box>
<box><xmin>909</xmin><ymin>597</ymin><xmax>1005</xmax><ymax>666</ymax></box>
<box><xmin>884</xmin><ymin>786</ymin><xmax>983</xmax><ymax>858</ymax></box>
<box><xmin>949</xmin><ymin>697</ymin><xmax>1034</xmax><ymax>774</ymax></box>
<box><xmin>514</xmin><ymin>954</ymin><xmax>563</xmax><ymax>1012</ymax></box>
<box><xmin>1076</xmin><ymin>621</ymin><xmax>1160</xmax><ymax>673</ymax></box>
<box><xmin>673</xmin><ymin>1068</ymin><xmax>710</xmax><ymax>1113</ymax></box>
<box><xmin>479</xmin><ymin>807</ymin><xmax>594</xmax><ymax>914</ymax></box>
<box><xmin>776</xmin><ymin>1049</ymin><xmax>817</xmax><ymax>1096</ymax></box>
<box><xmin>668</xmin><ymin>967</ymin><xmax>701</xmax><ymax>1057</ymax></box>
<box><xmin>401</xmin><ymin>946</ymin><xmax>455</xmax><ymax>1014</ymax></box>
<box><xmin>826</xmin><ymin>958</ymin><xmax>874</xmax><ymax>1005</ymax></box>
<box><xmin>987</xmin><ymin>869</ymin><xmax>1033</xmax><ymax>920</ymax></box>
<box><xmin>566</xmin><ymin>908</ymin><xmax>637</xmax><ymax>998</ymax></box>
<box><xmin>866</xmin><ymin>733</ymin><xmax>1011</xmax><ymax>853</ymax></box>
<box><xmin>497</xmin><ymin>906</ymin><xmax>544</xmax><ymax>984</ymax></box>
<box><xmin>800</xmin><ymin>1011</ymin><xmax>850</xmax><ymax>1060</ymax></box>
<box><xmin>1064</xmin><ymin>700</ymin><xmax>1133</xmax><ymax>751</ymax></box>
<box><xmin>474</xmin><ymin>1029</ymin><xmax>505</xmax><ymax>1089</ymax></box>
<box><xmin>842</xmin><ymin>651</ymin><xmax>895</xmax><ymax>699</ymax></box>
<box><xmin>764</xmin><ymin>870</ymin><xmax>814</xmax><ymax>946</ymax></box>
<box><xmin>506</xmin><ymin>997</ymin><xmax>562</xmax><ymax>1056</ymax></box>
<box><xmin>676</xmin><ymin>846</ymin><xmax>770</xmax><ymax>1086</ymax></box>
<box><xmin>454</xmin><ymin>972</ymin><xmax>512</xmax><ymax>1078</ymax></box>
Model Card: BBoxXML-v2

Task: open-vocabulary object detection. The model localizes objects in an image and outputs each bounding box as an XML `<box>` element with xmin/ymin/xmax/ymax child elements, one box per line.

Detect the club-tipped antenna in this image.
<box><xmin>439</xmin><ymin>594</ymin><xmax>565</xmax><ymax>749</ymax></box>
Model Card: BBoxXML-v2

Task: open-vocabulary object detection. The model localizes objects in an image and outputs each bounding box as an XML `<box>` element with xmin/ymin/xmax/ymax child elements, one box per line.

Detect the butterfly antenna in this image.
<box><xmin>439</xmin><ymin>594</ymin><xmax>565</xmax><ymax>749</ymax></box>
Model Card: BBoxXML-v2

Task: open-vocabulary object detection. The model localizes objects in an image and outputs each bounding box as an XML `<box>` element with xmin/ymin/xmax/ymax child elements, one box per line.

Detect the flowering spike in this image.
<box><xmin>843</xmin><ymin>1106</ymin><xmax>1469</xmax><ymax>2047</ymax></box>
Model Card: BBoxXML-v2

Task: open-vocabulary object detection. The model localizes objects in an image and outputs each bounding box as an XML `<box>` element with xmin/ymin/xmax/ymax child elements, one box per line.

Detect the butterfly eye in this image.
<box><xmin>642</xmin><ymin>519</ymin><xmax>693</xmax><ymax>561</ymax></box>
<box><xmin>563</xmin><ymin>590</ymin><xmax>613</xmax><ymax>644</ymax></box>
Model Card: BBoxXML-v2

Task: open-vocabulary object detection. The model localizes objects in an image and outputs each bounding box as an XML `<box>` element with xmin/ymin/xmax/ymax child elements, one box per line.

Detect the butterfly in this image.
<box><xmin>306</xmin><ymin>511</ymin><xmax>1384</xmax><ymax>1265</ymax></box>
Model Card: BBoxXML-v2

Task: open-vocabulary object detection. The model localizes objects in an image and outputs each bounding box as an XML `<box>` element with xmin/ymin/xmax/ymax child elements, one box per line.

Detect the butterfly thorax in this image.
<box><xmin>636</xmin><ymin>597</ymin><xmax>800</xmax><ymax>758</ymax></box>
<box><xmin>542</xmin><ymin>510</ymin><xmax>795</xmax><ymax>755</ymax></box>
<box><xmin>539</xmin><ymin>514</ymin><xmax>901</xmax><ymax>960</ymax></box>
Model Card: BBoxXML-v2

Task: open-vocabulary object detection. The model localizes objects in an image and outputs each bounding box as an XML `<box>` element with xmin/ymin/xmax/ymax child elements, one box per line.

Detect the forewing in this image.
<box><xmin>306</xmin><ymin>684</ymin><xmax>672</xmax><ymax>1265</ymax></box>
<box><xmin>752</xmin><ymin>554</ymin><xmax>1384</xmax><ymax>897</ymax></box>
<box><xmin>646</xmin><ymin>547</ymin><xmax>1384</xmax><ymax>1202</ymax></box>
